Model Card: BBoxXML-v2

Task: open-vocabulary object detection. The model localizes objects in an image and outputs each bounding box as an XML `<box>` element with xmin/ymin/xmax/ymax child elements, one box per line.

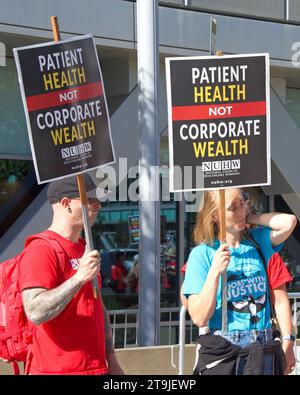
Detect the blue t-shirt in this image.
<box><xmin>182</xmin><ymin>227</ymin><xmax>283</xmax><ymax>331</ymax></box>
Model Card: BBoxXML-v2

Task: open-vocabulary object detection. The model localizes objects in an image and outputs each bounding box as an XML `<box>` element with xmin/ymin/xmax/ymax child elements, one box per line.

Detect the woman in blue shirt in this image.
<box><xmin>182</xmin><ymin>188</ymin><xmax>297</xmax><ymax>375</ymax></box>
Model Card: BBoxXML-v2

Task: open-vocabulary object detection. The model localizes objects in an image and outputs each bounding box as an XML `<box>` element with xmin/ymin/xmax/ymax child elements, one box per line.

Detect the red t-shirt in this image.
<box><xmin>19</xmin><ymin>230</ymin><xmax>108</xmax><ymax>375</ymax></box>
<box><xmin>267</xmin><ymin>252</ymin><xmax>292</xmax><ymax>289</ymax></box>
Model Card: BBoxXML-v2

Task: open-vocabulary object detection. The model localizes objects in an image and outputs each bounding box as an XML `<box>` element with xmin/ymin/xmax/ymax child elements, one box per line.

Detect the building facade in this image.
<box><xmin>1</xmin><ymin>0</ymin><xmax>300</xmax><ymax>345</ymax></box>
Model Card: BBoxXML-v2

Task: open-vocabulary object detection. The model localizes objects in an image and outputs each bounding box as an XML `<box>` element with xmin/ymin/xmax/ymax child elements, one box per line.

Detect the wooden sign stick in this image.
<box><xmin>215</xmin><ymin>50</ymin><xmax>227</xmax><ymax>332</ymax></box>
<box><xmin>50</xmin><ymin>16</ymin><xmax>100</xmax><ymax>299</ymax></box>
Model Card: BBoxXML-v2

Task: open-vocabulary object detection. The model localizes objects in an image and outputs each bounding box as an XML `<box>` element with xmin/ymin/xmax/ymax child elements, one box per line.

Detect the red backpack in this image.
<box><xmin>0</xmin><ymin>232</ymin><xmax>65</xmax><ymax>375</ymax></box>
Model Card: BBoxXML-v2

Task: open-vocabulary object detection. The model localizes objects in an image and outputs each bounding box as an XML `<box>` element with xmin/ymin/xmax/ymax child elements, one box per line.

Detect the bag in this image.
<box><xmin>0</xmin><ymin>232</ymin><xmax>65</xmax><ymax>374</ymax></box>
<box><xmin>193</xmin><ymin>332</ymin><xmax>286</xmax><ymax>375</ymax></box>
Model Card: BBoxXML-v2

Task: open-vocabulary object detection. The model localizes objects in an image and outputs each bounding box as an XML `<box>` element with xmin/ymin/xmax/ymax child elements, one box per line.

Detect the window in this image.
<box><xmin>286</xmin><ymin>88</ymin><xmax>300</xmax><ymax>130</ymax></box>
<box><xmin>93</xmin><ymin>194</ymin><xmax>178</xmax><ymax>310</ymax></box>
<box><xmin>0</xmin><ymin>58</ymin><xmax>30</xmax><ymax>157</ymax></box>
<box><xmin>0</xmin><ymin>159</ymin><xmax>33</xmax><ymax>205</ymax></box>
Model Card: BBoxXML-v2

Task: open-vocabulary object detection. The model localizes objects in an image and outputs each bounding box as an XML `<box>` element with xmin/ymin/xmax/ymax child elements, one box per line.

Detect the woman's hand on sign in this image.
<box><xmin>211</xmin><ymin>243</ymin><xmax>231</xmax><ymax>276</ymax></box>
<box><xmin>76</xmin><ymin>246</ymin><xmax>101</xmax><ymax>284</ymax></box>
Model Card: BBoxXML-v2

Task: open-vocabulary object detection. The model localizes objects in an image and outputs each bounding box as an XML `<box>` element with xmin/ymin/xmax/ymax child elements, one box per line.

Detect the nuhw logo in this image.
<box><xmin>61</xmin><ymin>142</ymin><xmax>92</xmax><ymax>159</ymax></box>
<box><xmin>202</xmin><ymin>160</ymin><xmax>240</xmax><ymax>172</ymax></box>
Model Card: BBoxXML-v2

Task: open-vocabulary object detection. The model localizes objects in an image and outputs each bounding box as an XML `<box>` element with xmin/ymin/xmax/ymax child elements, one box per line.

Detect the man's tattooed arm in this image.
<box><xmin>22</xmin><ymin>247</ymin><xmax>101</xmax><ymax>325</ymax></box>
<box><xmin>22</xmin><ymin>275</ymin><xmax>84</xmax><ymax>325</ymax></box>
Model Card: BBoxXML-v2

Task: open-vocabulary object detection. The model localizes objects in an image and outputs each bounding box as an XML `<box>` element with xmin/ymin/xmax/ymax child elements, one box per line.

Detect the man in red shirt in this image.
<box><xmin>19</xmin><ymin>174</ymin><xmax>124</xmax><ymax>375</ymax></box>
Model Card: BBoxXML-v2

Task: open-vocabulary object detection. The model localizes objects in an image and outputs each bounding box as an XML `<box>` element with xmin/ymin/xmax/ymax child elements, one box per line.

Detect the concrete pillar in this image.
<box><xmin>137</xmin><ymin>0</ymin><xmax>161</xmax><ymax>346</ymax></box>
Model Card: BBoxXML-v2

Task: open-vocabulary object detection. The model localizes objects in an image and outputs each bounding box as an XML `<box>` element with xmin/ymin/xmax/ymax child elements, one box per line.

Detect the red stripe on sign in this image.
<box><xmin>172</xmin><ymin>101</ymin><xmax>266</xmax><ymax>121</ymax></box>
<box><xmin>26</xmin><ymin>82</ymin><xmax>103</xmax><ymax>111</ymax></box>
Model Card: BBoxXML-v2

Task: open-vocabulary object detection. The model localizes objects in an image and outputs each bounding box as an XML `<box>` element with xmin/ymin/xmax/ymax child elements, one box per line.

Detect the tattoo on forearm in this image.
<box><xmin>22</xmin><ymin>275</ymin><xmax>83</xmax><ymax>325</ymax></box>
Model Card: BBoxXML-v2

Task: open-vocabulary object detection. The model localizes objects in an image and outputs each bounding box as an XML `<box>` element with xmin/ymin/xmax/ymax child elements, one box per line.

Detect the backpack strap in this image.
<box><xmin>12</xmin><ymin>361</ymin><xmax>20</xmax><ymax>375</ymax></box>
<box><xmin>24</xmin><ymin>344</ymin><xmax>33</xmax><ymax>375</ymax></box>
<box><xmin>246</xmin><ymin>231</ymin><xmax>278</xmax><ymax>327</ymax></box>
<box><xmin>21</xmin><ymin>232</ymin><xmax>67</xmax><ymax>375</ymax></box>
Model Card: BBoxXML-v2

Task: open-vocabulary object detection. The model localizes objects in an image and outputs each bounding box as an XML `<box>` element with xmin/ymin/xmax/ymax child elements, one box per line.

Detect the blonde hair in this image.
<box><xmin>193</xmin><ymin>188</ymin><xmax>254</xmax><ymax>245</ymax></box>
<box><xmin>193</xmin><ymin>190</ymin><xmax>219</xmax><ymax>245</ymax></box>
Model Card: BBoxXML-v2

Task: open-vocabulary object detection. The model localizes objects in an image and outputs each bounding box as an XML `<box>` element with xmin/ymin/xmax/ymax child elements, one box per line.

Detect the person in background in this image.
<box><xmin>19</xmin><ymin>174</ymin><xmax>124</xmax><ymax>375</ymax></box>
<box><xmin>127</xmin><ymin>254</ymin><xmax>139</xmax><ymax>293</ymax></box>
<box><xmin>162</xmin><ymin>246</ymin><xmax>177</xmax><ymax>289</ymax></box>
<box><xmin>110</xmin><ymin>251</ymin><xmax>128</xmax><ymax>293</ymax></box>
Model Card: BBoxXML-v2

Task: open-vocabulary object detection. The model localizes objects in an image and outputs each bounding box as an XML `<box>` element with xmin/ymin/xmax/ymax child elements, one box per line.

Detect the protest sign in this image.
<box><xmin>14</xmin><ymin>34</ymin><xmax>115</xmax><ymax>184</ymax></box>
<box><xmin>128</xmin><ymin>215</ymin><xmax>140</xmax><ymax>245</ymax></box>
<box><xmin>165</xmin><ymin>53</ymin><xmax>270</xmax><ymax>192</ymax></box>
